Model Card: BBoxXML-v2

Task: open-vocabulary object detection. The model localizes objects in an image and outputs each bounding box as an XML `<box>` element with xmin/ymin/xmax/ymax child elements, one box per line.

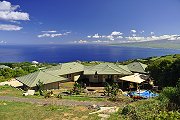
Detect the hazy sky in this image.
<box><xmin>1</xmin><ymin>0</ymin><xmax>180</xmax><ymax>44</ymax></box>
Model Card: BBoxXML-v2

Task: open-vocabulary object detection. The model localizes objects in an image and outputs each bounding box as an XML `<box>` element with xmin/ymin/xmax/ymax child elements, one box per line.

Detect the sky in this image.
<box><xmin>1</xmin><ymin>0</ymin><xmax>180</xmax><ymax>44</ymax></box>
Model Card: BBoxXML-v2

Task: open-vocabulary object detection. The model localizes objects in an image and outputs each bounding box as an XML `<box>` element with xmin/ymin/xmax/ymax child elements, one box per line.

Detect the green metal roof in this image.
<box><xmin>16</xmin><ymin>71</ymin><xmax>67</xmax><ymax>87</ymax></box>
<box><xmin>44</xmin><ymin>62</ymin><xmax>84</xmax><ymax>76</ymax></box>
<box><xmin>84</xmin><ymin>63</ymin><xmax>132</xmax><ymax>75</ymax></box>
<box><xmin>127</xmin><ymin>62</ymin><xmax>147</xmax><ymax>73</ymax></box>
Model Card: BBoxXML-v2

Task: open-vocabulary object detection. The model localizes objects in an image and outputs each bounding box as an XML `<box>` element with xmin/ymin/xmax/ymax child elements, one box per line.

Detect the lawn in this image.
<box><xmin>0</xmin><ymin>85</ymin><xmax>108</xmax><ymax>102</ymax></box>
<box><xmin>0</xmin><ymin>85</ymin><xmax>23</xmax><ymax>97</ymax></box>
<box><xmin>0</xmin><ymin>101</ymin><xmax>99</xmax><ymax>120</ymax></box>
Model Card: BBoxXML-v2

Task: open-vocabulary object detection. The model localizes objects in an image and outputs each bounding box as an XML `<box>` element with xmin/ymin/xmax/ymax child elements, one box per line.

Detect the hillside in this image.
<box><xmin>111</xmin><ymin>40</ymin><xmax>180</xmax><ymax>49</ymax></box>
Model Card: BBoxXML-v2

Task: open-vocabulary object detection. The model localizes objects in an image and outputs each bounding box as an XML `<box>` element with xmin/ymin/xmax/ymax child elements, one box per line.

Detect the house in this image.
<box><xmin>127</xmin><ymin>62</ymin><xmax>148</xmax><ymax>74</ymax></box>
<box><xmin>16</xmin><ymin>62</ymin><xmax>148</xmax><ymax>90</ymax></box>
<box><xmin>16</xmin><ymin>62</ymin><xmax>84</xmax><ymax>90</ymax></box>
<box><xmin>83</xmin><ymin>63</ymin><xmax>133</xmax><ymax>86</ymax></box>
<box><xmin>16</xmin><ymin>71</ymin><xmax>67</xmax><ymax>90</ymax></box>
<box><xmin>44</xmin><ymin>62</ymin><xmax>84</xmax><ymax>81</ymax></box>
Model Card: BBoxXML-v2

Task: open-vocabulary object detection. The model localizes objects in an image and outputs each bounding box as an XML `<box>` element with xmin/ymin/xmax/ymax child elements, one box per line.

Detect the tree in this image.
<box><xmin>147</xmin><ymin>59</ymin><xmax>180</xmax><ymax>87</ymax></box>
<box><xmin>36</xmin><ymin>80</ymin><xmax>44</xmax><ymax>96</ymax></box>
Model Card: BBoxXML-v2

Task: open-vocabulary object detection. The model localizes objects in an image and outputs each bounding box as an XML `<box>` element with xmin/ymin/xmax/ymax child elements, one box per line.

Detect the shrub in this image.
<box><xmin>44</xmin><ymin>91</ymin><xmax>53</xmax><ymax>98</ymax></box>
<box><xmin>158</xmin><ymin>86</ymin><xmax>180</xmax><ymax>110</ymax></box>
<box><xmin>36</xmin><ymin>80</ymin><xmax>44</xmax><ymax>96</ymax></box>
<box><xmin>72</xmin><ymin>82</ymin><xmax>82</xmax><ymax>95</ymax></box>
<box><xmin>155</xmin><ymin>111</ymin><xmax>180</xmax><ymax>120</ymax></box>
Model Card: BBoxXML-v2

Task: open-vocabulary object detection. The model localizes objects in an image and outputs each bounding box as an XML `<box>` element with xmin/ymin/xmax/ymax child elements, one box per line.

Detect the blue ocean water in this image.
<box><xmin>0</xmin><ymin>44</ymin><xmax>180</xmax><ymax>63</ymax></box>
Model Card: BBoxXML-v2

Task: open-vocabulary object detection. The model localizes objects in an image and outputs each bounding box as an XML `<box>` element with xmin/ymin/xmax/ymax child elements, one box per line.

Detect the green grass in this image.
<box><xmin>0</xmin><ymin>85</ymin><xmax>106</xmax><ymax>101</ymax></box>
<box><xmin>0</xmin><ymin>101</ymin><xmax>99</xmax><ymax>120</ymax></box>
<box><xmin>0</xmin><ymin>85</ymin><xmax>23</xmax><ymax>97</ymax></box>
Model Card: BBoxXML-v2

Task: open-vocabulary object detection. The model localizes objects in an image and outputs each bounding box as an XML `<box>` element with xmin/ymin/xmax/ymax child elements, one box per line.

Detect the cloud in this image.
<box><xmin>0</xmin><ymin>24</ymin><xmax>22</xmax><ymax>31</ymax></box>
<box><xmin>74</xmin><ymin>40</ymin><xmax>88</xmax><ymax>44</ymax></box>
<box><xmin>38</xmin><ymin>31</ymin><xmax>71</xmax><ymax>38</ymax></box>
<box><xmin>92</xmin><ymin>33</ymin><xmax>102</xmax><ymax>38</ymax></box>
<box><xmin>38</xmin><ymin>33</ymin><xmax>62</xmax><ymax>38</ymax></box>
<box><xmin>131</xmin><ymin>30</ymin><xmax>136</xmax><ymax>33</ymax></box>
<box><xmin>42</xmin><ymin>30</ymin><xmax>57</xmax><ymax>33</ymax></box>
<box><xmin>0</xmin><ymin>1</ymin><xmax>29</xmax><ymax>21</ymax></box>
<box><xmin>0</xmin><ymin>40</ymin><xmax>7</xmax><ymax>44</ymax></box>
<box><xmin>140</xmin><ymin>30</ymin><xmax>144</xmax><ymax>34</ymax></box>
<box><xmin>92</xmin><ymin>40</ymin><xmax>110</xmax><ymax>43</ymax></box>
<box><xmin>0</xmin><ymin>1</ymin><xmax>19</xmax><ymax>11</ymax></box>
<box><xmin>111</xmin><ymin>31</ymin><xmax>123</xmax><ymax>36</ymax></box>
<box><xmin>88</xmin><ymin>31</ymin><xmax>123</xmax><ymax>41</ymax></box>
<box><xmin>125</xmin><ymin>34</ymin><xmax>180</xmax><ymax>42</ymax></box>
<box><xmin>150</xmin><ymin>32</ymin><xmax>154</xmax><ymax>35</ymax></box>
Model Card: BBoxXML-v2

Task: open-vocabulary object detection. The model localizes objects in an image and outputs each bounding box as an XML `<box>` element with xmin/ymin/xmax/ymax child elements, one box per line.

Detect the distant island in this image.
<box><xmin>111</xmin><ymin>40</ymin><xmax>180</xmax><ymax>49</ymax></box>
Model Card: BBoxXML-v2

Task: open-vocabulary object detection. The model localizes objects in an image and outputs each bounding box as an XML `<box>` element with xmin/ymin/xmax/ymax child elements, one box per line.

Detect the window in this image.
<box><xmin>66</xmin><ymin>74</ymin><xmax>72</xmax><ymax>78</ymax></box>
<box><xmin>94</xmin><ymin>75</ymin><xmax>98</xmax><ymax>79</ymax></box>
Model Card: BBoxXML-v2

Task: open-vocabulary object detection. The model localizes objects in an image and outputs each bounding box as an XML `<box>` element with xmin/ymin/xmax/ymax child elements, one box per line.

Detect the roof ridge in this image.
<box><xmin>138</xmin><ymin>62</ymin><xmax>146</xmax><ymax>71</ymax></box>
<box><xmin>118</xmin><ymin>65</ymin><xmax>132</xmax><ymax>74</ymax></box>
<box><xmin>106</xmin><ymin>65</ymin><xmax>123</xmax><ymax>73</ymax></box>
<box><xmin>97</xmin><ymin>64</ymin><xmax>110</xmax><ymax>73</ymax></box>
<box><xmin>43</xmin><ymin>70</ymin><xmax>63</xmax><ymax>78</ymax></box>
<box><xmin>30</xmin><ymin>71</ymin><xmax>43</xmax><ymax>87</ymax></box>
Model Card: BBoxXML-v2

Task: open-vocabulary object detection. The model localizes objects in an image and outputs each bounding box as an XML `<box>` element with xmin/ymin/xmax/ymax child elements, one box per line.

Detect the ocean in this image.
<box><xmin>0</xmin><ymin>44</ymin><xmax>180</xmax><ymax>63</ymax></box>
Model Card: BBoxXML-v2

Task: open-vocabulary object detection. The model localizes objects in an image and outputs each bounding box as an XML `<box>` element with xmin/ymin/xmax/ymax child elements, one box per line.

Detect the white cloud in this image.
<box><xmin>0</xmin><ymin>24</ymin><xmax>22</xmax><ymax>31</ymax></box>
<box><xmin>92</xmin><ymin>40</ymin><xmax>110</xmax><ymax>43</ymax></box>
<box><xmin>0</xmin><ymin>40</ymin><xmax>7</xmax><ymax>44</ymax></box>
<box><xmin>117</xmin><ymin>36</ymin><xmax>123</xmax><ymax>39</ymax></box>
<box><xmin>111</xmin><ymin>31</ymin><xmax>123</xmax><ymax>36</ymax></box>
<box><xmin>0</xmin><ymin>1</ymin><xmax>29</xmax><ymax>21</ymax></box>
<box><xmin>42</xmin><ymin>30</ymin><xmax>57</xmax><ymax>33</ymax></box>
<box><xmin>74</xmin><ymin>40</ymin><xmax>88</xmax><ymax>44</ymax></box>
<box><xmin>150</xmin><ymin>32</ymin><xmax>155</xmax><ymax>35</ymax></box>
<box><xmin>63</xmin><ymin>31</ymin><xmax>71</xmax><ymax>35</ymax></box>
<box><xmin>38</xmin><ymin>33</ymin><xmax>62</xmax><ymax>38</ymax></box>
<box><xmin>0</xmin><ymin>1</ymin><xmax>19</xmax><ymax>11</ymax></box>
<box><xmin>125</xmin><ymin>34</ymin><xmax>180</xmax><ymax>42</ymax></box>
<box><xmin>140</xmin><ymin>30</ymin><xmax>144</xmax><ymax>33</ymax></box>
<box><xmin>132</xmin><ymin>34</ymin><xmax>136</xmax><ymax>37</ymax></box>
<box><xmin>38</xmin><ymin>31</ymin><xmax>70</xmax><ymax>38</ymax></box>
<box><xmin>131</xmin><ymin>30</ymin><xmax>136</xmax><ymax>33</ymax></box>
<box><xmin>0</xmin><ymin>11</ymin><xmax>29</xmax><ymax>21</ymax></box>
<box><xmin>88</xmin><ymin>31</ymin><xmax>123</xmax><ymax>41</ymax></box>
<box><xmin>92</xmin><ymin>33</ymin><xmax>101</xmax><ymax>38</ymax></box>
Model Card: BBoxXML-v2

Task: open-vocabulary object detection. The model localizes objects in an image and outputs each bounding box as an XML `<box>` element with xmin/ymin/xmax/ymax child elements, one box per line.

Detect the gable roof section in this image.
<box><xmin>127</xmin><ymin>62</ymin><xmax>147</xmax><ymax>74</ymax></box>
<box><xmin>16</xmin><ymin>71</ymin><xmax>67</xmax><ymax>87</ymax></box>
<box><xmin>84</xmin><ymin>63</ymin><xmax>132</xmax><ymax>75</ymax></box>
<box><xmin>44</xmin><ymin>62</ymin><xmax>84</xmax><ymax>76</ymax></box>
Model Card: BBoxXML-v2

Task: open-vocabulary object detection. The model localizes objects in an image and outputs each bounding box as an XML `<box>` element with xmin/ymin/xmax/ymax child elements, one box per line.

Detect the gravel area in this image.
<box><xmin>0</xmin><ymin>96</ymin><xmax>116</xmax><ymax>107</ymax></box>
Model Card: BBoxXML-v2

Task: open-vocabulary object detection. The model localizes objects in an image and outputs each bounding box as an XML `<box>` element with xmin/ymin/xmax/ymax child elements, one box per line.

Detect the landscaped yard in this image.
<box><xmin>0</xmin><ymin>85</ymin><xmax>108</xmax><ymax>102</ymax></box>
<box><xmin>0</xmin><ymin>101</ymin><xmax>99</xmax><ymax>120</ymax></box>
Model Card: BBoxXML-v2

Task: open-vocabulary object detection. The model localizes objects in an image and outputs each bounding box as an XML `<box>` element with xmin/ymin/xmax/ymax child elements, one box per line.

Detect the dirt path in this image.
<box><xmin>0</xmin><ymin>96</ymin><xmax>117</xmax><ymax>107</ymax></box>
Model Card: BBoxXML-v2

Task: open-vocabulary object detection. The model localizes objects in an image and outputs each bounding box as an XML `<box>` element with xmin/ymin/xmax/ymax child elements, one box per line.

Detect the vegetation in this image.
<box><xmin>71</xmin><ymin>82</ymin><xmax>83</xmax><ymax>95</ymax></box>
<box><xmin>0</xmin><ymin>101</ymin><xmax>99</xmax><ymax>120</ymax></box>
<box><xmin>147</xmin><ymin>58</ymin><xmax>180</xmax><ymax>87</ymax></box>
<box><xmin>111</xmin><ymin>40</ymin><xmax>180</xmax><ymax>49</ymax></box>
<box><xmin>0</xmin><ymin>62</ymin><xmax>58</xmax><ymax>82</ymax></box>
<box><xmin>1</xmin><ymin>54</ymin><xmax>180</xmax><ymax>120</ymax></box>
<box><xmin>104</xmin><ymin>82</ymin><xmax>124</xmax><ymax>101</ymax></box>
<box><xmin>36</xmin><ymin>81</ymin><xmax>45</xmax><ymax>96</ymax></box>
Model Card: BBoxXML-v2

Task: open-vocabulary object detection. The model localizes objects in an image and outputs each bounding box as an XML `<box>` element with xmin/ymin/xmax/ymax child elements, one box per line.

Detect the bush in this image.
<box><xmin>156</xmin><ymin>111</ymin><xmax>180</xmax><ymax>120</ymax></box>
<box><xmin>72</xmin><ymin>82</ymin><xmax>82</xmax><ymax>95</ymax></box>
<box><xmin>158</xmin><ymin>86</ymin><xmax>180</xmax><ymax>110</ymax></box>
<box><xmin>104</xmin><ymin>82</ymin><xmax>121</xmax><ymax>101</ymax></box>
<box><xmin>121</xmin><ymin>105</ymin><xmax>138</xmax><ymax>120</ymax></box>
<box><xmin>44</xmin><ymin>91</ymin><xmax>53</xmax><ymax>98</ymax></box>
